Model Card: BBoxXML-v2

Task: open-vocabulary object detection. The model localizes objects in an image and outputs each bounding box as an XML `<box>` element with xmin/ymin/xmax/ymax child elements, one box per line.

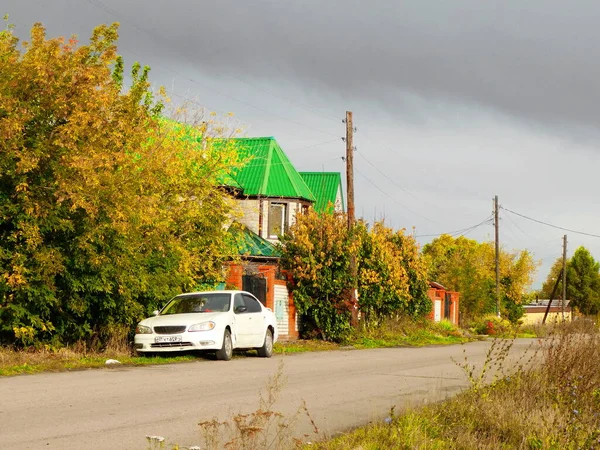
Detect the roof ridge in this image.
<box><xmin>275</xmin><ymin>141</ymin><xmax>312</xmax><ymax>200</ymax></box>
<box><xmin>260</xmin><ymin>139</ymin><xmax>274</xmax><ymax>194</ymax></box>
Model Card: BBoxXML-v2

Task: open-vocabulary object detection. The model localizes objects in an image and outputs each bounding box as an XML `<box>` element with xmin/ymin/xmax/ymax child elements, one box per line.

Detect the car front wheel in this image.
<box><xmin>257</xmin><ymin>328</ymin><xmax>274</xmax><ymax>358</ymax></box>
<box><xmin>216</xmin><ymin>329</ymin><xmax>233</xmax><ymax>361</ymax></box>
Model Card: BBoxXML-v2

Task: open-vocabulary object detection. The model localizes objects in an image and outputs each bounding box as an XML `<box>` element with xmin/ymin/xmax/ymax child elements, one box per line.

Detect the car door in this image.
<box><xmin>233</xmin><ymin>293</ymin><xmax>254</xmax><ymax>348</ymax></box>
<box><xmin>242</xmin><ymin>293</ymin><xmax>266</xmax><ymax>347</ymax></box>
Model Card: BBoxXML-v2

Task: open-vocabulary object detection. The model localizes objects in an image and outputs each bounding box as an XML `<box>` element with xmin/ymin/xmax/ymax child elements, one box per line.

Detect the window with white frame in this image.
<box><xmin>268</xmin><ymin>202</ymin><xmax>287</xmax><ymax>238</ymax></box>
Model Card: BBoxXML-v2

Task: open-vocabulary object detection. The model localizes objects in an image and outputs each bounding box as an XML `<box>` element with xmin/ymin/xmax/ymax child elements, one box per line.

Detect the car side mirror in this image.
<box><xmin>152</xmin><ymin>310</ymin><xmax>160</xmax><ymax>316</ymax></box>
<box><xmin>235</xmin><ymin>306</ymin><xmax>247</xmax><ymax>314</ymax></box>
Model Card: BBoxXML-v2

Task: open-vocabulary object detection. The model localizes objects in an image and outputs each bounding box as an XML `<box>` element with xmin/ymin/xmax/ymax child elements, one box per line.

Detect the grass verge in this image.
<box><xmin>0</xmin><ymin>347</ymin><xmax>198</xmax><ymax>377</ymax></box>
<box><xmin>274</xmin><ymin>318</ymin><xmax>469</xmax><ymax>355</ymax></box>
<box><xmin>1</xmin><ymin>318</ymin><xmax>470</xmax><ymax>376</ymax></box>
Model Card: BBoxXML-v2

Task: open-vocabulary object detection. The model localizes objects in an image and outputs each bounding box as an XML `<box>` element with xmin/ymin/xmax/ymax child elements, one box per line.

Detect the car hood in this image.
<box><xmin>140</xmin><ymin>312</ymin><xmax>226</xmax><ymax>327</ymax></box>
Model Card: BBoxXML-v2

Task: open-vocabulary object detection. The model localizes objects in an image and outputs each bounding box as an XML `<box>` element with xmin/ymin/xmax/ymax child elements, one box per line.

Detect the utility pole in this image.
<box><xmin>345</xmin><ymin>111</ymin><xmax>358</xmax><ymax>327</ymax></box>
<box><xmin>542</xmin><ymin>267</ymin><xmax>563</xmax><ymax>325</ymax></box>
<box><xmin>345</xmin><ymin>111</ymin><xmax>355</xmax><ymax>227</ymax></box>
<box><xmin>494</xmin><ymin>195</ymin><xmax>500</xmax><ymax>317</ymax></box>
<box><xmin>562</xmin><ymin>234</ymin><xmax>567</xmax><ymax>321</ymax></box>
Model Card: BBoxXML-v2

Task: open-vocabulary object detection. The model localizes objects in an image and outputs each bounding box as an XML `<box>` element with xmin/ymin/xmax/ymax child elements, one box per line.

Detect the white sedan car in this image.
<box><xmin>134</xmin><ymin>290</ymin><xmax>278</xmax><ymax>360</ymax></box>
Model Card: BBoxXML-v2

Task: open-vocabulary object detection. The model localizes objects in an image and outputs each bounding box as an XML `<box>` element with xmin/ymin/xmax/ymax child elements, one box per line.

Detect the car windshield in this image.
<box><xmin>160</xmin><ymin>293</ymin><xmax>231</xmax><ymax>315</ymax></box>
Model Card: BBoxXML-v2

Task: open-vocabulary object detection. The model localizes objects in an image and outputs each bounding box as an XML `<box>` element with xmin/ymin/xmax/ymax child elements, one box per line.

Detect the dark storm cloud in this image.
<box><xmin>118</xmin><ymin>0</ymin><xmax>600</xmax><ymax>130</ymax></box>
<box><xmin>9</xmin><ymin>0</ymin><xmax>600</xmax><ymax>130</ymax></box>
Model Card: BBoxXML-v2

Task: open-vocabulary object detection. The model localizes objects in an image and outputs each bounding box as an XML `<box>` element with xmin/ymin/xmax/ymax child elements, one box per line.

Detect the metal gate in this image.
<box><xmin>242</xmin><ymin>275</ymin><xmax>267</xmax><ymax>305</ymax></box>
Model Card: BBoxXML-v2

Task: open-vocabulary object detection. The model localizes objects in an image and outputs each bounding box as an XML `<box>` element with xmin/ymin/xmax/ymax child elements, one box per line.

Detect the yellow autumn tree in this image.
<box><xmin>357</xmin><ymin>222</ymin><xmax>430</xmax><ymax>322</ymax></box>
<box><xmin>279</xmin><ymin>211</ymin><xmax>431</xmax><ymax>340</ymax></box>
<box><xmin>423</xmin><ymin>235</ymin><xmax>538</xmax><ymax>322</ymax></box>
<box><xmin>0</xmin><ymin>22</ymin><xmax>243</xmax><ymax>346</ymax></box>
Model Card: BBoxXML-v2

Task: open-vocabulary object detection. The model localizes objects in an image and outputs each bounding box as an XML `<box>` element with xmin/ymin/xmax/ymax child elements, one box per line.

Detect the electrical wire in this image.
<box><xmin>287</xmin><ymin>138</ymin><xmax>343</xmax><ymax>152</ymax></box>
<box><xmin>502</xmin><ymin>209</ymin><xmax>536</xmax><ymax>240</ymax></box>
<box><xmin>355</xmin><ymin>152</ymin><xmax>419</xmax><ymax>200</ymax></box>
<box><xmin>354</xmin><ymin>167</ymin><xmax>440</xmax><ymax>224</ymax></box>
<box><xmin>414</xmin><ymin>215</ymin><xmax>494</xmax><ymax>238</ymax></box>
<box><xmin>86</xmin><ymin>0</ymin><xmax>340</xmax><ymax>138</ymax></box>
<box><xmin>501</xmin><ymin>207</ymin><xmax>600</xmax><ymax>239</ymax></box>
<box><xmin>296</xmin><ymin>156</ymin><xmax>344</xmax><ymax>169</ymax></box>
<box><xmin>228</xmin><ymin>75</ymin><xmax>340</xmax><ymax>123</ymax></box>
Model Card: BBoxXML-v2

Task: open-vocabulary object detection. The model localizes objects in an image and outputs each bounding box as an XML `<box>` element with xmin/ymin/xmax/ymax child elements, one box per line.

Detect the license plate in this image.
<box><xmin>155</xmin><ymin>336</ymin><xmax>182</xmax><ymax>343</ymax></box>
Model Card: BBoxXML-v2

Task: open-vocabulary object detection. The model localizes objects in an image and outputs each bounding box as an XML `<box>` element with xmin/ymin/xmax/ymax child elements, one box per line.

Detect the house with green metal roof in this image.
<box><xmin>223</xmin><ymin>137</ymin><xmax>316</xmax><ymax>243</ymax></box>
<box><xmin>299</xmin><ymin>172</ymin><xmax>345</xmax><ymax>214</ymax></box>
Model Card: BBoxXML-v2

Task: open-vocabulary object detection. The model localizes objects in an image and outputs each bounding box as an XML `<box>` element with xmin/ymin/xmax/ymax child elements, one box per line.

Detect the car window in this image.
<box><xmin>234</xmin><ymin>293</ymin><xmax>245</xmax><ymax>314</ymax></box>
<box><xmin>242</xmin><ymin>294</ymin><xmax>262</xmax><ymax>313</ymax></box>
<box><xmin>161</xmin><ymin>293</ymin><xmax>231</xmax><ymax>314</ymax></box>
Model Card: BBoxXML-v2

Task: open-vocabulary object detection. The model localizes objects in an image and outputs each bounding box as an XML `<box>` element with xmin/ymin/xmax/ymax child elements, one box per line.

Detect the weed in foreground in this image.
<box><xmin>198</xmin><ymin>360</ymin><xmax>319</xmax><ymax>450</ymax></box>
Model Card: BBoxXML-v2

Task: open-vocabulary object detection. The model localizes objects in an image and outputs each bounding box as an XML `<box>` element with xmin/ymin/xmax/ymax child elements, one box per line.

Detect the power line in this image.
<box><xmin>502</xmin><ymin>209</ymin><xmax>536</xmax><ymax>240</ymax></box>
<box><xmin>501</xmin><ymin>207</ymin><xmax>600</xmax><ymax>239</ymax></box>
<box><xmin>296</xmin><ymin>156</ymin><xmax>344</xmax><ymax>169</ymax></box>
<box><xmin>355</xmin><ymin>151</ymin><xmax>419</xmax><ymax>200</ymax></box>
<box><xmin>287</xmin><ymin>138</ymin><xmax>342</xmax><ymax>152</ymax></box>
<box><xmin>354</xmin><ymin>167</ymin><xmax>440</xmax><ymax>224</ymax></box>
<box><xmin>228</xmin><ymin>75</ymin><xmax>340</xmax><ymax>123</ymax></box>
<box><xmin>86</xmin><ymin>0</ymin><xmax>339</xmax><ymax>138</ymax></box>
<box><xmin>414</xmin><ymin>215</ymin><xmax>494</xmax><ymax>238</ymax></box>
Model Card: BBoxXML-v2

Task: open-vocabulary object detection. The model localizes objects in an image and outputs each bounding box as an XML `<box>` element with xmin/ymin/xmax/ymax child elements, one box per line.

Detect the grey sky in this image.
<box><xmin>6</xmin><ymin>0</ymin><xmax>600</xmax><ymax>288</ymax></box>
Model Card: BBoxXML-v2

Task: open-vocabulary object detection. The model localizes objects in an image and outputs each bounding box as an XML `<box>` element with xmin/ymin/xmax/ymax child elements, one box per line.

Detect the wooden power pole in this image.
<box><xmin>345</xmin><ymin>111</ymin><xmax>355</xmax><ymax>227</ymax></box>
<box><xmin>494</xmin><ymin>195</ymin><xmax>500</xmax><ymax>317</ymax></box>
<box><xmin>345</xmin><ymin>111</ymin><xmax>358</xmax><ymax>326</ymax></box>
<box><xmin>562</xmin><ymin>234</ymin><xmax>567</xmax><ymax>320</ymax></box>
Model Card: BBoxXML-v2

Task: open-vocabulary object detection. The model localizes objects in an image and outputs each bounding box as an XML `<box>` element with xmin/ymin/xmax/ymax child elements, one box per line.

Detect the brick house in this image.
<box><xmin>427</xmin><ymin>281</ymin><xmax>460</xmax><ymax>325</ymax></box>
<box><xmin>225</xmin><ymin>223</ymin><xmax>299</xmax><ymax>339</ymax></box>
<box><xmin>220</xmin><ymin>137</ymin><xmax>324</xmax><ymax>339</ymax></box>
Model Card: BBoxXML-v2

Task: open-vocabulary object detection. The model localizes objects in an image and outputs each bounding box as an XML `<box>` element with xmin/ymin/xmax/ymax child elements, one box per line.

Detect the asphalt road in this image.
<box><xmin>0</xmin><ymin>339</ymin><xmax>539</xmax><ymax>449</ymax></box>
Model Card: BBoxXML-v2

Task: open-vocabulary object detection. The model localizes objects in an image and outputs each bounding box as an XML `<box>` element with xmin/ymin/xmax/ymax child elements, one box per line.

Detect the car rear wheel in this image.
<box><xmin>216</xmin><ymin>329</ymin><xmax>233</xmax><ymax>361</ymax></box>
<box><xmin>257</xmin><ymin>328</ymin><xmax>273</xmax><ymax>358</ymax></box>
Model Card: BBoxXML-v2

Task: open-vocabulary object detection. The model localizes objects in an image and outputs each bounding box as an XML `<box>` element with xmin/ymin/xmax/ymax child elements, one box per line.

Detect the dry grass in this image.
<box><xmin>312</xmin><ymin>319</ymin><xmax>600</xmax><ymax>450</ymax></box>
<box><xmin>197</xmin><ymin>360</ymin><xmax>320</xmax><ymax>450</ymax></box>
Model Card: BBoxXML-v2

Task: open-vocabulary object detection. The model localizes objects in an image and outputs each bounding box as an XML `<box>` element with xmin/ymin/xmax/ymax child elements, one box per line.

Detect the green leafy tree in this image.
<box><xmin>566</xmin><ymin>247</ymin><xmax>600</xmax><ymax>316</ymax></box>
<box><xmin>0</xmin><ymin>22</ymin><xmax>242</xmax><ymax>346</ymax></box>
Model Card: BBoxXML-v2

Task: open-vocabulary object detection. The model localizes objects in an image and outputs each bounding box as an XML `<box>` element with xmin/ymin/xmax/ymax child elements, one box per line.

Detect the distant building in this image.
<box><xmin>427</xmin><ymin>281</ymin><xmax>460</xmax><ymax>325</ymax></box>
<box><xmin>522</xmin><ymin>299</ymin><xmax>572</xmax><ymax>324</ymax></box>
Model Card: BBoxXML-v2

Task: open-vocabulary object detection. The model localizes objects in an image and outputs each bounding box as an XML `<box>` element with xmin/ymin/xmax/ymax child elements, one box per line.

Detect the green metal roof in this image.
<box><xmin>299</xmin><ymin>172</ymin><xmax>345</xmax><ymax>213</ymax></box>
<box><xmin>228</xmin><ymin>223</ymin><xmax>280</xmax><ymax>258</ymax></box>
<box><xmin>225</xmin><ymin>137</ymin><xmax>315</xmax><ymax>201</ymax></box>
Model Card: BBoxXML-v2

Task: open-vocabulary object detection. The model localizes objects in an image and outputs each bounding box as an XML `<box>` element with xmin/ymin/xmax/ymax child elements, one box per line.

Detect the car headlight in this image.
<box><xmin>135</xmin><ymin>324</ymin><xmax>152</xmax><ymax>334</ymax></box>
<box><xmin>188</xmin><ymin>321</ymin><xmax>216</xmax><ymax>332</ymax></box>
